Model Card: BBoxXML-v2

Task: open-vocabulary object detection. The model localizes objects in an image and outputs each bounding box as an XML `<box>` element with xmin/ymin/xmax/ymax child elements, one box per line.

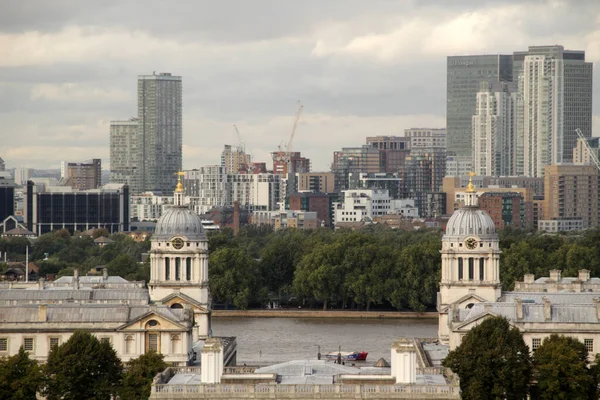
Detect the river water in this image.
<box><xmin>212</xmin><ymin>317</ymin><xmax>438</xmax><ymax>364</ymax></box>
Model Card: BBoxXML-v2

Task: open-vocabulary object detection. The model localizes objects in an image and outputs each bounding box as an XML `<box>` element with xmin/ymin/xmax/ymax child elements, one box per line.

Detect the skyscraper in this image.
<box><xmin>446</xmin><ymin>55</ymin><xmax>513</xmax><ymax>158</ymax></box>
<box><xmin>110</xmin><ymin>118</ymin><xmax>139</xmax><ymax>190</ymax></box>
<box><xmin>472</xmin><ymin>81</ymin><xmax>518</xmax><ymax>176</ymax></box>
<box><xmin>136</xmin><ymin>73</ymin><xmax>182</xmax><ymax>194</ymax></box>
<box><xmin>514</xmin><ymin>46</ymin><xmax>593</xmax><ymax>176</ymax></box>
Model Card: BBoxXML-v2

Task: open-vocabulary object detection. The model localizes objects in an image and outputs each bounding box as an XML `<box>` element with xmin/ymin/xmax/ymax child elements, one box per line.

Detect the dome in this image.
<box><xmin>445</xmin><ymin>206</ymin><xmax>496</xmax><ymax>238</ymax></box>
<box><xmin>153</xmin><ymin>206</ymin><xmax>206</xmax><ymax>241</ymax></box>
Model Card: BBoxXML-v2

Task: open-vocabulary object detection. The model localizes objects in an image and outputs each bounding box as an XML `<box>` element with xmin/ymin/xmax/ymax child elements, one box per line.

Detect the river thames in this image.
<box><xmin>212</xmin><ymin>317</ymin><xmax>438</xmax><ymax>364</ymax></box>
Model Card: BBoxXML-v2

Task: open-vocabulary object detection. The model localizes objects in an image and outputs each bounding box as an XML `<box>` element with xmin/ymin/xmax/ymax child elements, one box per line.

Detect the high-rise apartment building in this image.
<box><xmin>63</xmin><ymin>159</ymin><xmax>102</xmax><ymax>190</ymax></box>
<box><xmin>515</xmin><ymin>46</ymin><xmax>593</xmax><ymax>177</ymax></box>
<box><xmin>404</xmin><ymin>128</ymin><xmax>446</xmax><ymax>150</ymax></box>
<box><xmin>447</xmin><ymin>55</ymin><xmax>513</xmax><ymax>157</ymax></box>
<box><xmin>573</xmin><ymin>137</ymin><xmax>600</xmax><ymax>166</ymax></box>
<box><xmin>331</xmin><ymin>146</ymin><xmax>380</xmax><ymax>191</ymax></box>
<box><xmin>271</xmin><ymin>151</ymin><xmax>310</xmax><ymax>175</ymax></box>
<box><xmin>183</xmin><ymin>166</ymin><xmax>227</xmax><ymax>214</ymax></box>
<box><xmin>221</xmin><ymin>145</ymin><xmax>252</xmax><ymax>174</ymax></box>
<box><xmin>295</xmin><ymin>172</ymin><xmax>334</xmax><ymax>193</ymax></box>
<box><xmin>110</xmin><ymin>118</ymin><xmax>139</xmax><ymax>189</ymax></box>
<box><xmin>366</xmin><ymin>136</ymin><xmax>410</xmax><ymax>173</ymax></box>
<box><xmin>136</xmin><ymin>73</ymin><xmax>182</xmax><ymax>194</ymax></box>
<box><xmin>543</xmin><ymin>164</ymin><xmax>599</xmax><ymax>229</ymax></box>
<box><xmin>471</xmin><ymin>81</ymin><xmax>518</xmax><ymax>176</ymax></box>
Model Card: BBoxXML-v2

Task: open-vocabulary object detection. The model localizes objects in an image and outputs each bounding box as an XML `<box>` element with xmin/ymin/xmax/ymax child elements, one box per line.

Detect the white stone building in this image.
<box><xmin>334</xmin><ymin>189</ymin><xmax>418</xmax><ymax>224</ymax></box>
<box><xmin>439</xmin><ymin>176</ymin><xmax>600</xmax><ymax>357</ymax></box>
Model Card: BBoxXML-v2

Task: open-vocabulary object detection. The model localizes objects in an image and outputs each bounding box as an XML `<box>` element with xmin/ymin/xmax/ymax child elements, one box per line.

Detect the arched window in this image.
<box><xmin>175</xmin><ymin>258</ymin><xmax>181</xmax><ymax>281</ymax></box>
<box><xmin>171</xmin><ymin>334</ymin><xmax>181</xmax><ymax>354</ymax></box>
<box><xmin>145</xmin><ymin>320</ymin><xmax>161</xmax><ymax>353</ymax></box>
<box><xmin>125</xmin><ymin>335</ymin><xmax>135</xmax><ymax>354</ymax></box>
<box><xmin>170</xmin><ymin>303</ymin><xmax>183</xmax><ymax>309</ymax></box>
<box><xmin>479</xmin><ymin>258</ymin><xmax>485</xmax><ymax>281</ymax></box>
<box><xmin>468</xmin><ymin>258</ymin><xmax>474</xmax><ymax>280</ymax></box>
<box><xmin>466</xmin><ymin>303</ymin><xmax>474</xmax><ymax>309</ymax></box>
<box><xmin>165</xmin><ymin>257</ymin><xmax>170</xmax><ymax>280</ymax></box>
<box><xmin>458</xmin><ymin>258</ymin><xmax>463</xmax><ymax>280</ymax></box>
<box><xmin>186</xmin><ymin>258</ymin><xmax>191</xmax><ymax>281</ymax></box>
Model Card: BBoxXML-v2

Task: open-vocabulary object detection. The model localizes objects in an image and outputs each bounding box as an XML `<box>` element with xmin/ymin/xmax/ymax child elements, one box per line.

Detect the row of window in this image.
<box><xmin>458</xmin><ymin>257</ymin><xmax>485</xmax><ymax>281</ymax></box>
<box><xmin>531</xmin><ymin>337</ymin><xmax>593</xmax><ymax>353</ymax></box>
<box><xmin>165</xmin><ymin>257</ymin><xmax>192</xmax><ymax>281</ymax></box>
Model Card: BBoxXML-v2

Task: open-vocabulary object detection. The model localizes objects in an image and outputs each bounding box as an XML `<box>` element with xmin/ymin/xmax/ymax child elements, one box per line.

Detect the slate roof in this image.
<box><xmin>54</xmin><ymin>276</ymin><xmax>129</xmax><ymax>284</ymax></box>
<box><xmin>256</xmin><ymin>360</ymin><xmax>360</xmax><ymax>385</ymax></box>
<box><xmin>461</xmin><ymin>302</ymin><xmax>600</xmax><ymax>325</ymax></box>
<box><xmin>0</xmin><ymin>289</ymin><xmax>149</xmax><ymax>304</ymax></box>
<box><xmin>500</xmin><ymin>292</ymin><xmax>600</xmax><ymax>304</ymax></box>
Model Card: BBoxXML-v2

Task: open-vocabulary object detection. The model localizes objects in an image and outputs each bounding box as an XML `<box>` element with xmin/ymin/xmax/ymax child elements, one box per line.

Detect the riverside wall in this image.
<box><xmin>212</xmin><ymin>310</ymin><xmax>437</xmax><ymax>319</ymax></box>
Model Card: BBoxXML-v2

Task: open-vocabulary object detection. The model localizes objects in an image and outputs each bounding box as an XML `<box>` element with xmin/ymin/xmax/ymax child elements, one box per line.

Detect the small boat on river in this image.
<box><xmin>324</xmin><ymin>351</ymin><xmax>368</xmax><ymax>361</ymax></box>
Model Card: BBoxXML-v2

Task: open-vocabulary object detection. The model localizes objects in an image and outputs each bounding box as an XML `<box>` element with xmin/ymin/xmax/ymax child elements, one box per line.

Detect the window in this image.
<box><xmin>0</xmin><ymin>338</ymin><xmax>7</xmax><ymax>352</ymax></box>
<box><xmin>532</xmin><ymin>338</ymin><xmax>541</xmax><ymax>351</ymax></box>
<box><xmin>49</xmin><ymin>337</ymin><xmax>60</xmax><ymax>349</ymax></box>
<box><xmin>125</xmin><ymin>335</ymin><xmax>135</xmax><ymax>354</ymax></box>
<box><xmin>100</xmin><ymin>337</ymin><xmax>111</xmax><ymax>345</ymax></box>
<box><xmin>468</xmin><ymin>258</ymin><xmax>474</xmax><ymax>280</ymax></box>
<box><xmin>165</xmin><ymin>257</ymin><xmax>170</xmax><ymax>280</ymax></box>
<box><xmin>479</xmin><ymin>258</ymin><xmax>485</xmax><ymax>281</ymax></box>
<box><xmin>458</xmin><ymin>258</ymin><xmax>463</xmax><ymax>280</ymax></box>
<box><xmin>175</xmin><ymin>258</ymin><xmax>181</xmax><ymax>281</ymax></box>
<box><xmin>585</xmin><ymin>339</ymin><xmax>594</xmax><ymax>353</ymax></box>
<box><xmin>186</xmin><ymin>258</ymin><xmax>191</xmax><ymax>281</ymax></box>
<box><xmin>23</xmin><ymin>338</ymin><xmax>34</xmax><ymax>351</ymax></box>
<box><xmin>148</xmin><ymin>334</ymin><xmax>158</xmax><ymax>352</ymax></box>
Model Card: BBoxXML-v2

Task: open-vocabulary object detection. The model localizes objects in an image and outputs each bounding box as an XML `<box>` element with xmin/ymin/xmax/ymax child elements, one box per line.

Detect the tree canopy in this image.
<box><xmin>119</xmin><ymin>351</ymin><xmax>167</xmax><ymax>400</ymax></box>
<box><xmin>42</xmin><ymin>330</ymin><xmax>123</xmax><ymax>400</ymax></box>
<box><xmin>443</xmin><ymin>316</ymin><xmax>532</xmax><ymax>400</ymax></box>
<box><xmin>0</xmin><ymin>347</ymin><xmax>42</xmax><ymax>400</ymax></box>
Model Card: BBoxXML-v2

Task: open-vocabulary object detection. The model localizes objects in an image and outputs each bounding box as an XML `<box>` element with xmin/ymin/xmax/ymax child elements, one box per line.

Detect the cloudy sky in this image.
<box><xmin>1</xmin><ymin>0</ymin><xmax>599</xmax><ymax>171</ymax></box>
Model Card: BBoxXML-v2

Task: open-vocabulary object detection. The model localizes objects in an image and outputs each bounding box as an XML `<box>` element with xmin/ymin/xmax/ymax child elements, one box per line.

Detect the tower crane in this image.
<box><xmin>233</xmin><ymin>124</ymin><xmax>251</xmax><ymax>172</ymax></box>
<box><xmin>575</xmin><ymin>128</ymin><xmax>600</xmax><ymax>171</ymax></box>
<box><xmin>284</xmin><ymin>102</ymin><xmax>304</xmax><ymax>174</ymax></box>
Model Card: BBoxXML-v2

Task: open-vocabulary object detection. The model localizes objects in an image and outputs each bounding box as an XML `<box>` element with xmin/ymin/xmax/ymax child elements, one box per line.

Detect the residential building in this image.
<box><xmin>399</xmin><ymin>153</ymin><xmax>446</xmax><ymax>214</ymax></box>
<box><xmin>275</xmin><ymin>211</ymin><xmax>318</xmax><ymax>230</ymax></box>
<box><xmin>63</xmin><ymin>159</ymin><xmax>102</xmax><ymax>190</ymax></box>
<box><xmin>136</xmin><ymin>72</ymin><xmax>182</xmax><ymax>193</ymax></box>
<box><xmin>24</xmin><ymin>182</ymin><xmax>130</xmax><ymax>235</ymax></box>
<box><xmin>110</xmin><ymin>118</ymin><xmax>139</xmax><ymax>189</ymax></box>
<box><xmin>471</xmin><ymin>81</ymin><xmax>518</xmax><ymax>176</ymax></box>
<box><xmin>183</xmin><ymin>166</ymin><xmax>227</xmax><ymax>214</ymax></box>
<box><xmin>221</xmin><ymin>145</ymin><xmax>251</xmax><ymax>174</ymax></box>
<box><xmin>543</xmin><ymin>164</ymin><xmax>599</xmax><ymax>229</ymax></box>
<box><xmin>130</xmin><ymin>192</ymin><xmax>174</xmax><ymax>221</ymax></box>
<box><xmin>514</xmin><ymin>45</ymin><xmax>593</xmax><ymax>168</ymax></box>
<box><xmin>14</xmin><ymin>168</ymin><xmax>33</xmax><ymax>186</ymax></box>
<box><xmin>288</xmin><ymin>192</ymin><xmax>337</xmax><ymax>227</ymax></box>
<box><xmin>421</xmin><ymin>192</ymin><xmax>446</xmax><ymax>219</ymax></box>
<box><xmin>272</xmin><ymin>151</ymin><xmax>310</xmax><ymax>176</ymax></box>
<box><xmin>478</xmin><ymin>192</ymin><xmax>531</xmax><ymax>229</ymax></box>
<box><xmin>404</xmin><ymin>128</ymin><xmax>446</xmax><ymax>150</ymax></box>
<box><xmin>366</xmin><ymin>136</ymin><xmax>410</xmax><ymax>173</ymax></box>
<box><xmin>334</xmin><ymin>189</ymin><xmax>395</xmax><ymax>224</ymax></box>
<box><xmin>295</xmin><ymin>172</ymin><xmax>334</xmax><ymax>193</ymax></box>
<box><xmin>349</xmin><ymin>172</ymin><xmax>402</xmax><ymax>198</ymax></box>
<box><xmin>446</xmin><ymin>54</ymin><xmax>513</xmax><ymax>158</ymax></box>
<box><xmin>227</xmin><ymin>173</ymin><xmax>282</xmax><ymax>211</ymax></box>
<box><xmin>331</xmin><ymin>146</ymin><xmax>380</xmax><ymax>192</ymax></box>
<box><xmin>538</xmin><ymin>218</ymin><xmax>584</xmax><ymax>232</ymax></box>
<box><xmin>573</xmin><ymin>137</ymin><xmax>600</xmax><ymax>166</ymax></box>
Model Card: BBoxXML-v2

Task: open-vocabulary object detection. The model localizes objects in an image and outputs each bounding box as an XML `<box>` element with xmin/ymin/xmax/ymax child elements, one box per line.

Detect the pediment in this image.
<box><xmin>454</xmin><ymin>293</ymin><xmax>487</xmax><ymax>308</ymax></box>
<box><xmin>159</xmin><ymin>292</ymin><xmax>209</xmax><ymax>313</ymax></box>
<box><xmin>453</xmin><ymin>311</ymin><xmax>518</xmax><ymax>331</ymax></box>
<box><xmin>118</xmin><ymin>310</ymin><xmax>188</xmax><ymax>331</ymax></box>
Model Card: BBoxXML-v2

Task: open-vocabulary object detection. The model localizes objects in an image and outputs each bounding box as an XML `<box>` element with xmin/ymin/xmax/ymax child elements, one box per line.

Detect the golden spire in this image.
<box><xmin>466</xmin><ymin>171</ymin><xmax>476</xmax><ymax>193</ymax></box>
<box><xmin>175</xmin><ymin>171</ymin><xmax>185</xmax><ymax>193</ymax></box>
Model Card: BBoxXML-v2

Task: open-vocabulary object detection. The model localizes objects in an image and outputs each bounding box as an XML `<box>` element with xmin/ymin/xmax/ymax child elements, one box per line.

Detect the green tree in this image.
<box><xmin>0</xmin><ymin>347</ymin><xmax>43</xmax><ymax>400</ymax></box>
<box><xmin>119</xmin><ymin>351</ymin><xmax>167</xmax><ymax>400</ymax></box>
<box><xmin>532</xmin><ymin>334</ymin><xmax>595</xmax><ymax>400</ymax></box>
<box><xmin>42</xmin><ymin>330</ymin><xmax>123</xmax><ymax>400</ymax></box>
<box><xmin>107</xmin><ymin>253</ymin><xmax>140</xmax><ymax>279</ymax></box>
<box><xmin>209</xmin><ymin>247</ymin><xmax>263</xmax><ymax>309</ymax></box>
<box><xmin>443</xmin><ymin>316</ymin><xmax>532</xmax><ymax>400</ymax></box>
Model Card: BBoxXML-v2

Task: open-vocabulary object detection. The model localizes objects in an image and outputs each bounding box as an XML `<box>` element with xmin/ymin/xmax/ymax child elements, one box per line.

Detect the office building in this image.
<box><xmin>514</xmin><ymin>45</ymin><xmax>593</xmax><ymax>168</ymax></box>
<box><xmin>136</xmin><ymin>73</ymin><xmax>182</xmax><ymax>194</ymax></box>
<box><xmin>471</xmin><ymin>82</ymin><xmax>518</xmax><ymax>176</ymax></box>
<box><xmin>288</xmin><ymin>192</ymin><xmax>336</xmax><ymax>227</ymax></box>
<box><xmin>0</xmin><ymin>172</ymin><xmax>15</xmax><ymax>223</ymax></box>
<box><xmin>24</xmin><ymin>182</ymin><xmax>130</xmax><ymax>235</ymax></box>
<box><xmin>331</xmin><ymin>146</ymin><xmax>380</xmax><ymax>191</ymax></box>
<box><xmin>221</xmin><ymin>145</ymin><xmax>251</xmax><ymax>175</ymax></box>
<box><xmin>543</xmin><ymin>164</ymin><xmax>599</xmax><ymax>229</ymax></box>
<box><xmin>405</xmin><ymin>128</ymin><xmax>446</xmax><ymax>151</ymax></box>
<box><xmin>110</xmin><ymin>118</ymin><xmax>139</xmax><ymax>189</ymax></box>
<box><xmin>478</xmin><ymin>192</ymin><xmax>530</xmax><ymax>229</ymax></box>
<box><xmin>445</xmin><ymin>156</ymin><xmax>472</xmax><ymax>177</ymax></box>
<box><xmin>296</xmin><ymin>172</ymin><xmax>334</xmax><ymax>193</ymax></box>
<box><xmin>446</xmin><ymin>55</ymin><xmax>513</xmax><ymax>158</ymax></box>
<box><xmin>63</xmin><ymin>159</ymin><xmax>102</xmax><ymax>190</ymax></box>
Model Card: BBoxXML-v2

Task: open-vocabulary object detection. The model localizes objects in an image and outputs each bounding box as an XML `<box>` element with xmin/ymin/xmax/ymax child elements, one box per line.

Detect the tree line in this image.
<box><xmin>5</xmin><ymin>224</ymin><xmax>600</xmax><ymax>311</ymax></box>
<box><xmin>0</xmin><ymin>330</ymin><xmax>165</xmax><ymax>400</ymax></box>
<box><xmin>444</xmin><ymin>316</ymin><xmax>600</xmax><ymax>400</ymax></box>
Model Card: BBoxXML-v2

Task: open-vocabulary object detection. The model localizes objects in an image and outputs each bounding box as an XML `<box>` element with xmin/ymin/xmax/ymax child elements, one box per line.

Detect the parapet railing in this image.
<box><xmin>152</xmin><ymin>383</ymin><xmax>460</xmax><ymax>397</ymax></box>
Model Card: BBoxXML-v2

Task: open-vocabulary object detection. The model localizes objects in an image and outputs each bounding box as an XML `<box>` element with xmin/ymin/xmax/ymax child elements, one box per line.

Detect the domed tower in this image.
<box><xmin>438</xmin><ymin>173</ymin><xmax>501</xmax><ymax>344</ymax></box>
<box><xmin>149</xmin><ymin>172</ymin><xmax>211</xmax><ymax>339</ymax></box>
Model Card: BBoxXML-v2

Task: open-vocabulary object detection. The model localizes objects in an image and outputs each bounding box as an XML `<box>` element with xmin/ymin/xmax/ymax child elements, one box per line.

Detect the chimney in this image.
<box><xmin>38</xmin><ymin>304</ymin><xmax>47</xmax><ymax>322</ymax></box>
<box><xmin>38</xmin><ymin>278</ymin><xmax>45</xmax><ymax>290</ymax></box>
<box><xmin>102</xmin><ymin>267</ymin><xmax>108</xmax><ymax>280</ymax></box>
<box><xmin>233</xmin><ymin>201</ymin><xmax>240</xmax><ymax>237</ymax></box>
<box><xmin>73</xmin><ymin>269</ymin><xmax>79</xmax><ymax>289</ymax></box>
<box><xmin>549</xmin><ymin>270</ymin><xmax>561</xmax><ymax>282</ymax></box>
<box><xmin>543</xmin><ymin>297</ymin><xmax>551</xmax><ymax>321</ymax></box>
<box><xmin>524</xmin><ymin>274</ymin><xmax>535</xmax><ymax>284</ymax></box>
<box><xmin>515</xmin><ymin>297</ymin><xmax>523</xmax><ymax>320</ymax></box>
<box><xmin>594</xmin><ymin>298</ymin><xmax>600</xmax><ymax>321</ymax></box>
<box><xmin>579</xmin><ymin>269</ymin><xmax>590</xmax><ymax>282</ymax></box>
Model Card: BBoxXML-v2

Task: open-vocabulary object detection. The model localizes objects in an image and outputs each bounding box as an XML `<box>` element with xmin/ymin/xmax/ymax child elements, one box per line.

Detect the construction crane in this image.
<box><xmin>284</xmin><ymin>102</ymin><xmax>304</xmax><ymax>174</ymax></box>
<box><xmin>233</xmin><ymin>124</ymin><xmax>251</xmax><ymax>173</ymax></box>
<box><xmin>575</xmin><ymin>128</ymin><xmax>600</xmax><ymax>171</ymax></box>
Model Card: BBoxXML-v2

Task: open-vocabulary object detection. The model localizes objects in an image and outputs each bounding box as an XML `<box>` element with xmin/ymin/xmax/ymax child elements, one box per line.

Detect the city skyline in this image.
<box><xmin>1</xmin><ymin>1</ymin><xmax>600</xmax><ymax>171</ymax></box>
